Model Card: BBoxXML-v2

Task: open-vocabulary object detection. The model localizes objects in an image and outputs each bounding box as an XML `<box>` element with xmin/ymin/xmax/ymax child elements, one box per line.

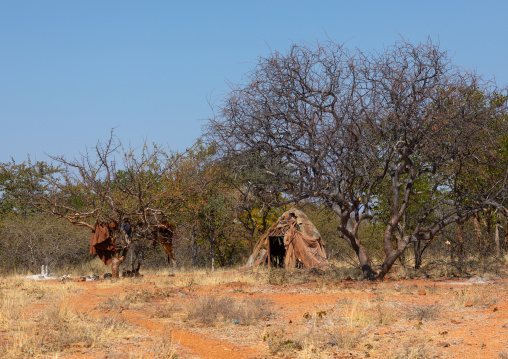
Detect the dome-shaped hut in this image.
<box><xmin>246</xmin><ymin>209</ymin><xmax>328</xmax><ymax>269</ymax></box>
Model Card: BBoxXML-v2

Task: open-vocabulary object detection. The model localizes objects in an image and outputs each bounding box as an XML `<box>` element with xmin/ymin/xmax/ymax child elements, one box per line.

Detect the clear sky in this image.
<box><xmin>1</xmin><ymin>1</ymin><xmax>507</xmax><ymax>163</ymax></box>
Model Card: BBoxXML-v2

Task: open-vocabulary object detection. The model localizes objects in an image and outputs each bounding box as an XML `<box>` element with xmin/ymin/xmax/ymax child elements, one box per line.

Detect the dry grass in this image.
<box><xmin>263</xmin><ymin>327</ymin><xmax>303</xmax><ymax>353</ymax></box>
<box><xmin>404</xmin><ymin>304</ymin><xmax>441</xmax><ymax>321</ymax></box>
<box><xmin>337</xmin><ymin>297</ymin><xmax>398</xmax><ymax>329</ymax></box>
<box><xmin>151</xmin><ymin>302</ymin><xmax>182</xmax><ymax>319</ymax></box>
<box><xmin>2</xmin><ymin>265</ymin><xmax>507</xmax><ymax>358</ymax></box>
<box><xmin>124</xmin><ymin>288</ymin><xmax>157</xmax><ymax>304</ymax></box>
<box><xmin>0</xmin><ymin>286</ymin><xmax>29</xmax><ymax>324</ymax></box>
<box><xmin>0</xmin><ymin>278</ymin><xmax>81</xmax><ymax>324</ymax></box>
<box><xmin>1</xmin><ymin>299</ymin><xmax>133</xmax><ymax>358</ymax></box>
<box><xmin>99</xmin><ymin>296</ymin><xmax>128</xmax><ymax>311</ymax></box>
<box><xmin>153</xmin><ymin>325</ymin><xmax>177</xmax><ymax>359</ymax></box>
<box><xmin>0</xmin><ymin>278</ymin><xmax>136</xmax><ymax>358</ymax></box>
<box><xmin>262</xmin><ymin>316</ymin><xmax>362</xmax><ymax>358</ymax></box>
<box><xmin>343</xmin><ymin>301</ymin><xmax>371</xmax><ymax>328</ymax></box>
<box><xmin>387</xmin><ymin>336</ymin><xmax>433</xmax><ymax>359</ymax></box>
<box><xmin>186</xmin><ymin>295</ymin><xmax>272</xmax><ymax>326</ymax></box>
<box><xmin>372</xmin><ymin>301</ymin><xmax>398</xmax><ymax>326</ymax></box>
<box><xmin>451</xmin><ymin>284</ymin><xmax>498</xmax><ymax>308</ymax></box>
<box><xmin>253</xmin><ymin>293</ymin><xmax>410</xmax><ymax>357</ymax></box>
<box><xmin>164</xmin><ymin>266</ymin><xmax>263</xmax><ymax>287</ymax></box>
<box><xmin>296</xmin><ymin>325</ymin><xmax>362</xmax><ymax>354</ymax></box>
<box><xmin>267</xmin><ymin>268</ymin><xmax>288</xmax><ymax>285</ymax></box>
<box><xmin>58</xmin><ymin>256</ymin><xmax>110</xmax><ymax>277</ymax></box>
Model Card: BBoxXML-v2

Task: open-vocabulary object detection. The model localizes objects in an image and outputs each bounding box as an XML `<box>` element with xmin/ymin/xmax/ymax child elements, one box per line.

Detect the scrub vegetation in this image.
<box><xmin>0</xmin><ymin>37</ymin><xmax>508</xmax><ymax>357</ymax></box>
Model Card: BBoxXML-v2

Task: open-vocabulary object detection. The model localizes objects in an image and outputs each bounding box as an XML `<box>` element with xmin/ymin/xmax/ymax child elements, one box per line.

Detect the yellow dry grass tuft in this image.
<box><xmin>186</xmin><ymin>295</ymin><xmax>272</xmax><ymax>326</ymax></box>
<box><xmin>451</xmin><ymin>284</ymin><xmax>498</xmax><ymax>308</ymax></box>
<box><xmin>0</xmin><ymin>278</ymin><xmax>136</xmax><ymax>358</ymax></box>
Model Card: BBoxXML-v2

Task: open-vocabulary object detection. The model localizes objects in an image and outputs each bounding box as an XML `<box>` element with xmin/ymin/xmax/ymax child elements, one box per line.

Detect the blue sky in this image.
<box><xmin>1</xmin><ymin>1</ymin><xmax>507</xmax><ymax>163</ymax></box>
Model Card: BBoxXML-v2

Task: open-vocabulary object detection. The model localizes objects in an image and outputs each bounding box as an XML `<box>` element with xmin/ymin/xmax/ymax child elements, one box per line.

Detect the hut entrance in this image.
<box><xmin>269</xmin><ymin>236</ymin><xmax>286</xmax><ymax>267</ymax></box>
<box><xmin>267</xmin><ymin>220</ymin><xmax>291</xmax><ymax>268</ymax></box>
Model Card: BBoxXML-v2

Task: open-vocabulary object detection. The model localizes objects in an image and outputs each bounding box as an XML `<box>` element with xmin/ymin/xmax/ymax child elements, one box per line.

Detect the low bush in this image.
<box><xmin>404</xmin><ymin>304</ymin><xmax>440</xmax><ymax>321</ymax></box>
<box><xmin>186</xmin><ymin>295</ymin><xmax>272</xmax><ymax>326</ymax></box>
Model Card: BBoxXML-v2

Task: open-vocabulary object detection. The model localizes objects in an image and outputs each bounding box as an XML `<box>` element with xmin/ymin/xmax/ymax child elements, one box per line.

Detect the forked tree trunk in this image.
<box><xmin>354</xmin><ymin>243</ymin><xmax>377</xmax><ymax>280</ymax></box>
<box><xmin>337</xmin><ymin>219</ymin><xmax>377</xmax><ymax>279</ymax></box>
<box><xmin>334</xmin><ymin>206</ymin><xmax>378</xmax><ymax>280</ymax></box>
<box><xmin>377</xmin><ymin>250</ymin><xmax>404</xmax><ymax>280</ymax></box>
<box><xmin>377</xmin><ymin>234</ymin><xmax>411</xmax><ymax>280</ymax></box>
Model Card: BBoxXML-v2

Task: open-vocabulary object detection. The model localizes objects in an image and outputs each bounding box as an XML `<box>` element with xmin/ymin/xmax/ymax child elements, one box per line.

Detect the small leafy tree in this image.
<box><xmin>157</xmin><ymin>142</ymin><xmax>252</xmax><ymax>269</ymax></box>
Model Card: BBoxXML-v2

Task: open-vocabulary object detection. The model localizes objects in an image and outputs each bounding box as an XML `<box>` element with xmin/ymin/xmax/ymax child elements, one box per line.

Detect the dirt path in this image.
<box><xmin>4</xmin><ymin>272</ymin><xmax>508</xmax><ymax>358</ymax></box>
<box><xmin>124</xmin><ymin>310</ymin><xmax>267</xmax><ymax>359</ymax></box>
<box><xmin>59</xmin><ymin>281</ymin><xmax>269</xmax><ymax>359</ymax></box>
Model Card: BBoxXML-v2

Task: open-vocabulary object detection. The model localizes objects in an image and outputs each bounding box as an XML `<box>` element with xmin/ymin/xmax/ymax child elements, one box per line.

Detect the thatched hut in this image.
<box><xmin>246</xmin><ymin>208</ymin><xmax>328</xmax><ymax>268</ymax></box>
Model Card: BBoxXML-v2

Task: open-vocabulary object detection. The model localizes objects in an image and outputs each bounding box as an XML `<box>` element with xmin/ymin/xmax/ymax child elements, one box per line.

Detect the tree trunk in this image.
<box><xmin>356</xmin><ymin>242</ymin><xmax>377</xmax><ymax>280</ymax></box>
<box><xmin>474</xmin><ymin>214</ymin><xmax>482</xmax><ymax>253</ymax></box>
<box><xmin>111</xmin><ymin>255</ymin><xmax>125</xmax><ymax>279</ymax></box>
<box><xmin>449</xmin><ymin>238</ymin><xmax>454</xmax><ymax>264</ymax></box>
<box><xmin>377</xmin><ymin>249</ymin><xmax>405</xmax><ymax>280</ymax></box>
<box><xmin>486</xmin><ymin>211</ymin><xmax>492</xmax><ymax>253</ymax></box>
<box><xmin>457</xmin><ymin>221</ymin><xmax>464</xmax><ymax>271</ymax></box>
<box><xmin>209</xmin><ymin>227</ymin><xmax>216</xmax><ymax>271</ymax></box>
<box><xmin>414</xmin><ymin>240</ymin><xmax>423</xmax><ymax>270</ymax></box>
<box><xmin>399</xmin><ymin>249</ymin><xmax>407</xmax><ymax>269</ymax></box>
<box><xmin>191</xmin><ymin>225</ymin><xmax>198</xmax><ymax>268</ymax></box>
<box><xmin>377</xmin><ymin>235</ymin><xmax>408</xmax><ymax>279</ymax></box>
<box><xmin>394</xmin><ymin>235</ymin><xmax>406</xmax><ymax>269</ymax></box>
<box><xmin>495</xmin><ymin>223</ymin><xmax>501</xmax><ymax>258</ymax></box>
<box><xmin>129</xmin><ymin>246</ymin><xmax>134</xmax><ymax>270</ymax></box>
<box><xmin>377</xmin><ymin>224</ymin><xmax>412</xmax><ymax>280</ymax></box>
<box><xmin>334</xmin><ymin>211</ymin><xmax>377</xmax><ymax>279</ymax></box>
<box><xmin>504</xmin><ymin>216</ymin><xmax>508</xmax><ymax>253</ymax></box>
<box><xmin>248</xmin><ymin>221</ymin><xmax>256</xmax><ymax>252</ymax></box>
<box><xmin>337</xmin><ymin>222</ymin><xmax>377</xmax><ymax>279</ymax></box>
<box><xmin>505</xmin><ymin>216</ymin><xmax>508</xmax><ymax>253</ymax></box>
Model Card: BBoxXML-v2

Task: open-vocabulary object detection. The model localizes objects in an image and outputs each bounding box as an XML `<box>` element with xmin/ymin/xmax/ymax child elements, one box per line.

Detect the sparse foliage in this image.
<box><xmin>207</xmin><ymin>38</ymin><xmax>508</xmax><ymax>279</ymax></box>
<box><xmin>1</xmin><ymin>133</ymin><xmax>187</xmax><ymax>277</ymax></box>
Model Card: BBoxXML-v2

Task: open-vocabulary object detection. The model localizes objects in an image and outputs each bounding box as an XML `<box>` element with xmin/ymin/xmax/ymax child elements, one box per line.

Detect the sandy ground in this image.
<box><xmin>3</xmin><ymin>270</ymin><xmax>508</xmax><ymax>358</ymax></box>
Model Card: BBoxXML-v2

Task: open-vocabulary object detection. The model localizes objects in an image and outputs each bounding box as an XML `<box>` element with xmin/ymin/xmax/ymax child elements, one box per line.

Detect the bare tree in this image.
<box><xmin>207</xmin><ymin>39</ymin><xmax>508</xmax><ymax>279</ymax></box>
<box><xmin>10</xmin><ymin>133</ymin><xmax>182</xmax><ymax>278</ymax></box>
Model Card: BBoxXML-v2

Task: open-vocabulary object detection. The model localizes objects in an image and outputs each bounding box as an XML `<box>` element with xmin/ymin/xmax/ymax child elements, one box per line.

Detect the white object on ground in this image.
<box><xmin>25</xmin><ymin>265</ymin><xmax>61</xmax><ymax>280</ymax></box>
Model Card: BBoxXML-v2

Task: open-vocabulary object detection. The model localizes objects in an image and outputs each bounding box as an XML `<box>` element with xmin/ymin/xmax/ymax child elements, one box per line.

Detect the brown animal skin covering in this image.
<box><xmin>283</xmin><ymin>223</ymin><xmax>327</xmax><ymax>268</ymax></box>
<box><xmin>90</xmin><ymin>222</ymin><xmax>117</xmax><ymax>265</ymax></box>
